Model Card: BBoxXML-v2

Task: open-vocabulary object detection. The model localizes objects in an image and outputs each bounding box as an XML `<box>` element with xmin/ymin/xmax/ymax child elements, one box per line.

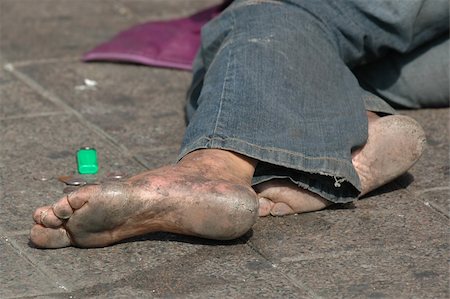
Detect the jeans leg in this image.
<box><xmin>180</xmin><ymin>0</ymin><xmax>448</xmax><ymax>203</ymax></box>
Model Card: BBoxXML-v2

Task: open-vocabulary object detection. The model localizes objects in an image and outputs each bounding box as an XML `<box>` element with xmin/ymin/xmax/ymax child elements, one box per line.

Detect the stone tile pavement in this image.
<box><xmin>0</xmin><ymin>0</ymin><xmax>448</xmax><ymax>298</ymax></box>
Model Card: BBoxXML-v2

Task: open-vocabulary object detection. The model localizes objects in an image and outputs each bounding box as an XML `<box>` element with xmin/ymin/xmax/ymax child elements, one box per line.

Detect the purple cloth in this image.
<box><xmin>82</xmin><ymin>2</ymin><xmax>230</xmax><ymax>70</ymax></box>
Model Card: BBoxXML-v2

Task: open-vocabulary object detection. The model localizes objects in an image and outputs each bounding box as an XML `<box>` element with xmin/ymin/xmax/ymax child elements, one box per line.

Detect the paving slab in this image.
<box><xmin>400</xmin><ymin>109</ymin><xmax>449</xmax><ymax>216</ymax></box>
<box><xmin>400</xmin><ymin>109</ymin><xmax>449</xmax><ymax>190</ymax></box>
<box><xmin>0</xmin><ymin>114</ymin><xmax>144</xmax><ymax>233</ymax></box>
<box><xmin>120</xmin><ymin>0</ymin><xmax>223</xmax><ymax>22</ymax></box>
<box><xmin>8</xmin><ymin>233</ymin><xmax>200</xmax><ymax>293</ymax></box>
<box><xmin>418</xmin><ymin>188</ymin><xmax>449</xmax><ymax>217</ymax></box>
<box><xmin>0</xmin><ymin>69</ymin><xmax>64</xmax><ymax>118</ymax></box>
<box><xmin>8</xmin><ymin>233</ymin><xmax>309</xmax><ymax>298</ymax></box>
<box><xmin>0</xmin><ymin>0</ymin><xmax>221</xmax><ymax>63</ymax></box>
<box><xmin>0</xmin><ymin>237</ymin><xmax>61</xmax><ymax>299</ymax></box>
<box><xmin>0</xmin><ymin>0</ymin><xmax>133</xmax><ymax>62</ymax></box>
<box><xmin>1</xmin><ymin>0</ymin><xmax>449</xmax><ymax>298</ymax></box>
<box><xmin>278</xmin><ymin>244</ymin><xmax>449</xmax><ymax>299</ymax></box>
<box><xmin>249</xmin><ymin>189</ymin><xmax>449</xmax><ymax>298</ymax></box>
<box><xmin>250</xmin><ymin>188</ymin><xmax>448</xmax><ymax>261</ymax></box>
<box><xmin>14</xmin><ymin>62</ymin><xmax>189</xmax><ymax>164</ymax></box>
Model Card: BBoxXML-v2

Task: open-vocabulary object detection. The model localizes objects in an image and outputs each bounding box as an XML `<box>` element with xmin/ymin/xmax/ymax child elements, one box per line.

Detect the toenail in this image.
<box><xmin>40</xmin><ymin>210</ymin><xmax>49</xmax><ymax>222</ymax></box>
<box><xmin>51</xmin><ymin>198</ymin><xmax>72</xmax><ymax>219</ymax></box>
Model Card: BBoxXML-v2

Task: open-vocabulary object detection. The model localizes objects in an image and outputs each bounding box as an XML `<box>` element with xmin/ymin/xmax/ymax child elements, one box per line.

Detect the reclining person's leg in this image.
<box><xmin>184</xmin><ymin>0</ymin><xmax>373</xmax><ymax>205</ymax></box>
<box><xmin>197</xmin><ymin>0</ymin><xmax>447</xmax><ymax>216</ymax></box>
<box><xmin>30</xmin><ymin>0</ymin><xmax>448</xmax><ymax>248</ymax></box>
<box><xmin>254</xmin><ymin>0</ymin><xmax>448</xmax><ymax>216</ymax></box>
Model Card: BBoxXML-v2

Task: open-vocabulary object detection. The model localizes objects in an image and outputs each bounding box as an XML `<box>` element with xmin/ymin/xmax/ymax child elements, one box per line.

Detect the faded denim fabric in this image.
<box><xmin>355</xmin><ymin>34</ymin><xmax>449</xmax><ymax>109</ymax></box>
<box><xmin>179</xmin><ymin>0</ymin><xmax>449</xmax><ymax>203</ymax></box>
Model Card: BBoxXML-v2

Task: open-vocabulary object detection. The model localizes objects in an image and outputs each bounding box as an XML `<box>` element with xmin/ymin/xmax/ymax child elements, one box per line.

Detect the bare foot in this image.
<box><xmin>256</xmin><ymin>113</ymin><xmax>426</xmax><ymax>216</ymax></box>
<box><xmin>256</xmin><ymin>180</ymin><xmax>330</xmax><ymax>216</ymax></box>
<box><xmin>30</xmin><ymin>150</ymin><xmax>258</xmax><ymax>248</ymax></box>
<box><xmin>353</xmin><ymin>114</ymin><xmax>426</xmax><ymax>196</ymax></box>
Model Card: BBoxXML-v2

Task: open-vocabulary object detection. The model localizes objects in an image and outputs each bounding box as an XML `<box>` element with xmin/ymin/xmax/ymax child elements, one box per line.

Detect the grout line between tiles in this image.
<box><xmin>0</xmin><ymin>111</ymin><xmax>69</xmax><ymax>121</ymax></box>
<box><xmin>277</xmin><ymin>244</ymin><xmax>401</xmax><ymax>263</ymax></box>
<box><xmin>0</xmin><ymin>229</ymin><xmax>72</xmax><ymax>293</ymax></box>
<box><xmin>243</xmin><ymin>238</ymin><xmax>322</xmax><ymax>299</ymax></box>
<box><xmin>416</xmin><ymin>186</ymin><xmax>450</xmax><ymax>194</ymax></box>
<box><xmin>408</xmin><ymin>184</ymin><xmax>450</xmax><ymax>219</ymax></box>
<box><xmin>420</xmin><ymin>200</ymin><xmax>449</xmax><ymax>219</ymax></box>
<box><xmin>4</xmin><ymin>56</ymin><xmax>80</xmax><ymax>68</ymax></box>
<box><xmin>2</xmin><ymin>291</ymin><xmax>68</xmax><ymax>299</ymax></box>
<box><xmin>381</xmin><ymin>180</ymin><xmax>450</xmax><ymax>220</ymax></box>
<box><xmin>1</xmin><ymin>230</ymin><xmax>31</xmax><ymax>237</ymax></box>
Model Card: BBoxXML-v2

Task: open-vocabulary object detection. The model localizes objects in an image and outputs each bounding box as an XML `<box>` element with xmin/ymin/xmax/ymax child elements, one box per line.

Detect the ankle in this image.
<box><xmin>178</xmin><ymin>149</ymin><xmax>257</xmax><ymax>184</ymax></box>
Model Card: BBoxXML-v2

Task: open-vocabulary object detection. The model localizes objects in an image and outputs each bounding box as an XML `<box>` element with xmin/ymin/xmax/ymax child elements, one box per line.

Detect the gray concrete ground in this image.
<box><xmin>0</xmin><ymin>1</ymin><xmax>448</xmax><ymax>298</ymax></box>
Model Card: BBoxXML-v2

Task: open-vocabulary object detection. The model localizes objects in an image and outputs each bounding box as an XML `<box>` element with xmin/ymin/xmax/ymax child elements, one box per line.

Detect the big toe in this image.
<box><xmin>30</xmin><ymin>225</ymin><xmax>71</xmax><ymax>248</ymax></box>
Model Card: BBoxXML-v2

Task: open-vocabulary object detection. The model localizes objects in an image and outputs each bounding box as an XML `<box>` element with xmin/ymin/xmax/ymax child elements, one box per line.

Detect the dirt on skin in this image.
<box><xmin>31</xmin><ymin>163</ymin><xmax>258</xmax><ymax>249</ymax></box>
<box><xmin>30</xmin><ymin>115</ymin><xmax>426</xmax><ymax>247</ymax></box>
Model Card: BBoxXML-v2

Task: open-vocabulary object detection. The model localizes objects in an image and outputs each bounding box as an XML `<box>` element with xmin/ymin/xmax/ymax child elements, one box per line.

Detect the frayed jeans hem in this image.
<box><xmin>178</xmin><ymin>136</ymin><xmax>362</xmax><ymax>203</ymax></box>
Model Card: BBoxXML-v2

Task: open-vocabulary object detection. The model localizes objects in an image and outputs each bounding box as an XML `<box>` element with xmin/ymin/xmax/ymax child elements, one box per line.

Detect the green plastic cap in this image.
<box><xmin>77</xmin><ymin>147</ymin><xmax>98</xmax><ymax>174</ymax></box>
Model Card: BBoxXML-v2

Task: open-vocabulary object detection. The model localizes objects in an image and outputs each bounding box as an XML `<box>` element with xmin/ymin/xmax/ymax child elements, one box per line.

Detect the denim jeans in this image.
<box><xmin>179</xmin><ymin>0</ymin><xmax>449</xmax><ymax>203</ymax></box>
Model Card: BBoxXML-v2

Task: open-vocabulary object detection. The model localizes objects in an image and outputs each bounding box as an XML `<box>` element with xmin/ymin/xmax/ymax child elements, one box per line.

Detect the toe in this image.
<box><xmin>66</xmin><ymin>185</ymin><xmax>97</xmax><ymax>209</ymax></box>
<box><xmin>30</xmin><ymin>225</ymin><xmax>71</xmax><ymax>248</ymax></box>
<box><xmin>270</xmin><ymin>202</ymin><xmax>295</xmax><ymax>216</ymax></box>
<box><xmin>33</xmin><ymin>206</ymin><xmax>52</xmax><ymax>224</ymax></box>
<box><xmin>40</xmin><ymin>208</ymin><xmax>64</xmax><ymax>228</ymax></box>
<box><xmin>258</xmin><ymin>197</ymin><xmax>274</xmax><ymax>217</ymax></box>
<box><xmin>53</xmin><ymin>196</ymin><xmax>73</xmax><ymax>219</ymax></box>
<box><xmin>33</xmin><ymin>206</ymin><xmax>62</xmax><ymax>228</ymax></box>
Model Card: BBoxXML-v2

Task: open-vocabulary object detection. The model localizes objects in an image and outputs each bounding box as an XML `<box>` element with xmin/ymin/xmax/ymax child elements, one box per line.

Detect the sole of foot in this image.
<box><xmin>30</xmin><ymin>166</ymin><xmax>258</xmax><ymax>249</ymax></box>
<box><xmin>256</xmin><ymin>115</ymin><xmax>426</xmax><ymax>216</ymax></box>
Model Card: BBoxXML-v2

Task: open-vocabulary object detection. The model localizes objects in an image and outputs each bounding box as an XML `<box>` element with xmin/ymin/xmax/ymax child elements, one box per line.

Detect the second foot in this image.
<box><xmin>255</xmin><ymin>179</ymin><xmax>331</xmax><ymax>216</ymax></box>
<box><xmin>30</xmin><ymin>163</ymin><xmax>258</xmax><ymax>249</ymax></box>
<box><xmin>353</xmin><ymin>114</ymin><xmax>426</xmax><ymax>196</ymax></box>
<box><xmin>254</xmin><ymin>114</ymin><xmax>426</xmax><ymax>217</ymax></box>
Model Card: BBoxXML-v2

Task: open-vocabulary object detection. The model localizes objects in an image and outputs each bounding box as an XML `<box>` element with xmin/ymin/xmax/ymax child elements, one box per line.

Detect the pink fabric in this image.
<box><xmin>82</xmin><ymin>1</ymin><xmax>230</xmax><ymax>70</ymax></box>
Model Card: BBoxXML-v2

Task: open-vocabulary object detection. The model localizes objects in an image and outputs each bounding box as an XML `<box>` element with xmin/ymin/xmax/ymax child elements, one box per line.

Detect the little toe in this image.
<box><xmin>30</xmin><ymin>225</ymin><xmax>71</xmax><ymax>248</ymax></box>
<box><xmin>270</xmin><ymin>202</ymin><xmax>295</xmax><ymax>216</ymax></box>
<box><xmin>258</xmin><ymin>197</ymin><xmax>274</xmax><ymax>217</ymax></box>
